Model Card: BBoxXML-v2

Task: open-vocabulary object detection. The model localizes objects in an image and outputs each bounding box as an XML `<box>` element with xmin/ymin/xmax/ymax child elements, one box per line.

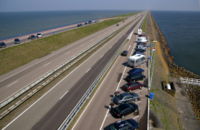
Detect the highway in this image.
<box><xmin>72</xmin><ymin>13</ymin><xmax>148</xmax><ymax>130</ymax></box>
<box><xmin>2</xmin><ymin>13</ymin><xmax>145</xmax><ymax>130</ymax></box>
<box><xmin>0</xmin><ymin>14</ymin><xmax>140</xmax><ymax>104</ymax></box>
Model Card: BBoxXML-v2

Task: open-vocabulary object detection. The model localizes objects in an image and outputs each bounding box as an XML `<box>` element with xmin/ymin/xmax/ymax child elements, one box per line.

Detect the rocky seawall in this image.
<box><xmin>150</xmin><ymin>14</ymin><xmax>200</xmax><ymax>119</ymax></box>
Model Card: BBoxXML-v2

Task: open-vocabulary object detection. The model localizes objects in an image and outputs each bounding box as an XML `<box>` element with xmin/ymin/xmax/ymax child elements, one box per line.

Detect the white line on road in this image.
<box><xmin>99</xmin><ymin>23</ymin><xmax>139</xmax><ymax>129</ymax></box>
<box><xmin>72</xmin><ymin>56</ymin><xmax>120</xmax><ymax>130</ymax></box>
<box><xmin>59</xmin><ymin>90</ymin><xmax>69</xmax><ymax>100</ymax></box>
<box><xmin>6</xmin><ymin>80</ymin><xmax>19</xmax><ymax>88</ymax></box>
<box><xmin>85</xmin><ymin>68</ymin><xmax>91</xmax><ymax>73</ymax></box>
<box><xmin>43</xmin><ymin>62</ymin><xmax>51</xmax><ymax>67</ymax></box>
<box><xmin>2</xmin><ymin>24</ymin><xmax>118</xmax><ymax>130</ymax></box>
<box><xmin>128</xmin><ymin>44</ymin><xmax>131</xmax><ymax>50</ymax></box>
<box><xmin>73</xmin><ymin>18</ymin><xmax>141</xmax><ymax>129</ymax></box>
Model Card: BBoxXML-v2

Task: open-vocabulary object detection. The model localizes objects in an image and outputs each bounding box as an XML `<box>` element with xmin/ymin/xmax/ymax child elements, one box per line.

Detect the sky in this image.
<box><xmin>0</xmin><ymin>0</ymin><xmax>199</xmax><ymax>12</ymax></box>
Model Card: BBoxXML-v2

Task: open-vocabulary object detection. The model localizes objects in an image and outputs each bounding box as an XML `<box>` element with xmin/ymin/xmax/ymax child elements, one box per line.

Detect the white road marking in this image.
<box><xmin>85</xmin><ymin>68</ymin><xmax>91</xmax><ymax>73</ymax></box>
<box><xmin>72</xmin><ymin>56</ymin><xmax>120</xmax><ymax>130</ymax></box>
<box><xmin>128</xmin><ymin>45</ymin><xmax>131</xmax><ymax>50</ymax></box>
<box><xmin>59</xmin><ymin>90</ymin><xmax>69</xmax><ymax>100</ymax></box>
<box><xmin>72</xmin><ymin>16</ymin><xmax>140</xmax><ymax>130</ymax></box>
<box><xmin>2</xmin><ymin>23</ymin><xmax>119</xmax><ymax>130</ymax></box>
<box><xmin>6</xmin><ymin>80</ymin><xmax>19</xmax><ymax>88</ymax></box>
<box><xmin>99</xmin><ymin>20</ymin><xmax>141</xmax><ymax>129</ymax></box>
<box><xmin>43</xmin><ymin>62</ymin><xmax>51</xmax><ymax>67</ymax></box>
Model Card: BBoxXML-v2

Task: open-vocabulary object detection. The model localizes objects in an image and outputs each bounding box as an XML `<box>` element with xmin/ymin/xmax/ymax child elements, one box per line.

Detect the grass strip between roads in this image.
<box><xmin>0</xmin><ymin>20</ymin><xmax>131</xmax><ymax>129</ymax></box>
<box><xmin>0</xmin><ymin>17</ymin><xmax>124</xmax><ymax>75</ymax></box>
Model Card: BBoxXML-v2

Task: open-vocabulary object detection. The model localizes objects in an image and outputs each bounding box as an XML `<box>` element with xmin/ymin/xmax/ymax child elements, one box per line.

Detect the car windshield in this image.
<box><xmin>114</xmin><ymin>121</ymin><xmax>130</xmax><ymax>129</ymax></box>
<box><xmin>130</xmin><ymin>82</ymin><xmax>139</xmax><ymax>86</ymax></box>
<box><xmin>116</xmin><ymin>93</ymin><xmax>128</xmax><ymax>100</ymax></box>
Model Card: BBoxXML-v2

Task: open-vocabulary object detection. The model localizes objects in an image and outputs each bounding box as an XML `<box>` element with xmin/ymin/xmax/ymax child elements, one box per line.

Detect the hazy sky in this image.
<box><xmin>0</xmin><ymin>0</ymin><xmax>200</xmax><ymax>12</ymax></box>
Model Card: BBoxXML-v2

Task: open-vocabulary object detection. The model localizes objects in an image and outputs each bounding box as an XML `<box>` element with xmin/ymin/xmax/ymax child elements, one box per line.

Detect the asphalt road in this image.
<box><xmin>2</xmin><ymin>13</ymin><xmax>144</xmax><ymax>130</ymax></box>
<box><xmin>72</xmin><ymin>13</ymin><xmax>148</xmax><ymax>130</ymax></box>
<box><xmin>0</xmin><ymin>14</ymin><xmax>140</xmax><ymax>103</ymax></box>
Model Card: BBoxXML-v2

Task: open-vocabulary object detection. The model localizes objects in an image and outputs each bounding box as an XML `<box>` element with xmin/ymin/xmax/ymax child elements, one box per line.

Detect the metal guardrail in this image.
<box><xmin>58</xmin><ymin>16</ymin><xmax>144</xmax><ymax>130</ymax></box>
<box><xmin>58</xmin><ymin>30</ymin><xmax>124</xmax><ymax>130</ymax></box>
<box><xmin>0</xmin><ymin>28</ymin><xmax>121</xmax><ymax>120</ymax></box>
<box><xmin>180</xmin><ymin>77</ymin><xmax>200</xmax><ymax>86</ymax></box>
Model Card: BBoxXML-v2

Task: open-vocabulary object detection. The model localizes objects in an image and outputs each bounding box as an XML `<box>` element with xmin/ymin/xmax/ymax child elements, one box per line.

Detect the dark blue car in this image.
<box><xmin>0</xmin><ymin>42</ymin><xmax>6</xmax><ymax>48</ymax></box>
<box><xmin>128</xmin><ymin>68</ymin><xmax>144</xmax><ymax>75</ymax></box>
<box><xmin>104</xmin><ymin>119</ymin><xmax>139</xmax><ymax>130</ymax></box>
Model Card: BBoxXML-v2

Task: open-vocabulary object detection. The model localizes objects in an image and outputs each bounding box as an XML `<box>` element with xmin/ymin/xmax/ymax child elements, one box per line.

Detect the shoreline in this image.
<box><xmin>150</xmin><ymin>12</ymin><xmax>200</xmax><ymax>129</ymax></box>
<box><xmin>151</xmin><ymin>15</ymin><xmax>200</xmax><ymax>78</ymax></box>
<box><xmin>1</xmin><ymin>17</ymin><xmax>112</xmax><ymax>45</ymax></box>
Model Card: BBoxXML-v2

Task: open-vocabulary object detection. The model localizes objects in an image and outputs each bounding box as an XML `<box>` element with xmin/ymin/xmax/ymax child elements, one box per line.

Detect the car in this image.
<box><xmin>125</xmin><ymin>74</ymin><xmax>145</xmax><ymax>82</ymax></box>
<box><xmin>121</xmin><ymin>82</ymin><xmax>144</xmax><ymax>91</ymax></box>
<box><xmin>128</xmin><ymin>68</ymin><xmax>144</xmax><ymax>75</ymax></box>
<box><xmin>77</xmin><ymin>23</ymin><xmax>83</xmax><ymax>27</ymax></box>
<box><xmin>88</xmin><ymin>20</ymin><xmax>92</xmax><ymax>24</ymax></box>
<box><xmin>112</xmin><ymin>92</ymin><xmax>140</xmax><ymax>105</ymax></box>
<box><xmin>28</xmin><ymin>35</ymin><xmax>36</xmax><ymax>40</ymax></box>
<box><xmin>133</xmin><ymin>50</ymin><xmax>145</xmax><ymax>55</ymax></box>
<box><xmin>0</xmin><ymin>42</ymin><xmax>6</xmax><ymax>48</ymax></box>
<box><xmin>36</xmin><ymin>33</ymin><xmax>42</xmax><ymax>38</ymax></box>
<box><xmin>84</xmin><ymin>21</ymin><xmax>88</xmax><ymax>25</ymax></box>
<box><xmin>104</xmin><ymin>119</ymin><xmax>139</xmax><ymax>130</ymax></box>
<box><xmin>14</xmin><ymin>38</ymin><xmax>20</xmax><ymax>44</ymax></box>
<box><xmin>110</xmin><ymin>103</ymin><xmax>139</xmax><ymax>118</ymax></box>
<box><xmin>121</xmin><ymin>50</ymin><xmax>128</xmax><ymax>56</ymax></box>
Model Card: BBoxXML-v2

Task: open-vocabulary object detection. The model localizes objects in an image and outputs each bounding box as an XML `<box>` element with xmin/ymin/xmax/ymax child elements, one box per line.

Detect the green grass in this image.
<box><xmin>147</xmin><ymin>14</ymin><xmax>183</xmax><ymax>130</ymax></box>
<box><xmin>0</xmin><ymin>18</ymin><xmax>124</xmax><ymax>75</ymax></box>
<box><xmin>141</xmin><ymin>17</ymin><xmax>147</xmax><ymax>31</ymax></box>
<box><xmin>117</xmin><ymin>12</ymin><xmax>137</xmax><ymax>17</ymax></box>
<box><xmin>150</xmin><ymin>46</ymin><xmax>182</xmax><ymax>130</ymax></box>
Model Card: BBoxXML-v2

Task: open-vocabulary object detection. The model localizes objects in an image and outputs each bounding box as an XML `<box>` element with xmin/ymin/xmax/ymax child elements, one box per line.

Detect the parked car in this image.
<box><xmin>36</xmin><ymin>33</ymin><xmax>42</xmax><ymax>38</ymax></box>
<box><xmin>28</xmin><ymin>35</ymin><xmax>36</xmax><ymax>40</ymax></box>
<box><xmin>14</xmin><ymin>38</ymin><xmax>20</xmax><ymax>44</ymax></box>
<box><xmin>125</xmin><ymin>74</ymin><xmax>145</xmax><ymax>82</ymax></box>
<box><xmin>128</xmin><ymin>68</ymin><xmax>144</xmax><ymax>75</ymax></box>
<box><xmin>112</xmin><ymin>92</ymin><xmax>140</xmax><ymax>105</ymax></box>
<box><xmin>77</xmin><ymin>23</ymin><xmax>83</xmax><ymax>27</ymax></box>
<box><xmin>104</xmin><ymin>119</ymin><xmax>139</xmax><ymax>130</ymax></box>
<box><xmin>0</xmin><ymin>42</ymin><xmax>6</xmax><ymax>48</ymax></box>
<box><xmin>121</xmin><ymin>82</ymin><xmax>144</xmax><ymax>91</ymax></box>
<box><xmin>121</xmin><ymin>50</ymin><xmax>128</xmax><ymax>56</ymax></box>
<box><xmin>110</xmin><ymin>103</ymin><xmax>139</xmax><ymax>118</ymax></box>
<box><xmin>133</xmin><ymin>50</ymin><xmax>144</xmax><ymax>55</ymax></box>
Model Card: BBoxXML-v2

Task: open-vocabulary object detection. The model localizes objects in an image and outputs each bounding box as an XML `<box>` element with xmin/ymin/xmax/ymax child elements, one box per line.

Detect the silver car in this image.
<box><xmin>112</xmin><ymin>92</ymin><xmax>140</xmax><ymax>105</ymax></box>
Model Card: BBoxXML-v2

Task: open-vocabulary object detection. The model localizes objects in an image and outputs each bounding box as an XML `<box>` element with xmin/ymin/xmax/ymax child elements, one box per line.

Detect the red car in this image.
<box><xmin>121</xmin><ymin>82</ymin><xmax>144</xmax><ymax>91</ymax></box>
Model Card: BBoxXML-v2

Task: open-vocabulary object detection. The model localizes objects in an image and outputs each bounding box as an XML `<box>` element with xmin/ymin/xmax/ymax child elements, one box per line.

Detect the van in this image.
<box><xmin>128</xmin><ymin>54</ymin><xmax>146</xmax><ymax>67</ymax></box>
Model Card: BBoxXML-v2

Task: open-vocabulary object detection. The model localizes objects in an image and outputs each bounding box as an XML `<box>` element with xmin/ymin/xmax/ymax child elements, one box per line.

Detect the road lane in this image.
<box><xmin>0</xmin><ymin>14</ymin><xmax>140</xmax><ymax>103</ymax></box>
<box><xmin>72</xmin><ymin>13</ymin><xmax>147</xmax><ymax>130</ymax></box>
<box><xmin>2</xmin><ymin>14</ymin><xmax>142</xmax><ymax>130</ymax></box>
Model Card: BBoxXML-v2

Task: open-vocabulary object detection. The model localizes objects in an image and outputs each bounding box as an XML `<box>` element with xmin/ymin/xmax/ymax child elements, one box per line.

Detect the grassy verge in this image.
<box><xmin>147</xmin><ymin>13</ymin><xmax>182</xmax><ymax>130</ymax></box>
<box><xmin>0</xmin><ymin>17</ymin><xmax>124</xmax><ymax>75</ymax></box>
<box><xmin>141</xmin><ymin>17</ymin><xmax>147</xmax><ymax>31</ymax></box>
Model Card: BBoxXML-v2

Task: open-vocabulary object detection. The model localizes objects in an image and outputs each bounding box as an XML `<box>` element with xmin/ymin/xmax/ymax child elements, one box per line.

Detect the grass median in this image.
<box><xmin>0</xmin><ymin>17</ymin><xmax>124</xmax><ymax>75</ymax></box>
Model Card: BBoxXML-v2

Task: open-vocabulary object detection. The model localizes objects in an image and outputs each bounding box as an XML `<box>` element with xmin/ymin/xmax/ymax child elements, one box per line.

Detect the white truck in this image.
<box><xmin>128</xmin><ymin>54</ymin><xmax>146</xmax><ymax>67</ymax></box>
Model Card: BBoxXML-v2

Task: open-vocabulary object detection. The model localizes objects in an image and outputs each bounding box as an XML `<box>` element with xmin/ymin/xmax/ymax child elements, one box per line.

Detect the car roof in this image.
<box><xmin>0</xmin><ymin>42</ymin><xmax>6</xmax><ymax>45</ymax></box>
<box><xmin>130</xmin><ymin>68</ymin><xmax>144</xmax><ymax>72</ymax></box>
<box><xmin>126</xmin><ymin>119</ymin><xmax>139</xmax><ymax>128</ymax></box>
<box><xmin>114</xmin><ymin>120</ymin><xmax>132</xmax><ymax>129</ymax></box>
